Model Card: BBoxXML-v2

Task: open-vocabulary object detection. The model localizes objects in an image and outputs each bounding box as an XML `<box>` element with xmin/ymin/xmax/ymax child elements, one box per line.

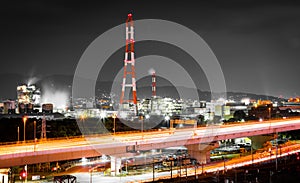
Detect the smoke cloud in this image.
<box><xmin>148</xmin><ymin>68</ymin><xmax>155</xmax><ymax>75</ymax></box>
<box><xmin>41</xmin><ymin>84</ymin><xmax>69</xmax><ymax>110</ymax></box>
<box><xmin>27</xmin><ymin>77</ymin><xmax>40</xmax><ymax>86</ymax></box>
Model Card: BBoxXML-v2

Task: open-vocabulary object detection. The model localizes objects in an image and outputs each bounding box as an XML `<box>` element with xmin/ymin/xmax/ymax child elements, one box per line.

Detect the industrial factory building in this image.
<box><xmin>17</xmin><ymin>84</ymin><xmax>41</xmax><ymax>114</ymax></box>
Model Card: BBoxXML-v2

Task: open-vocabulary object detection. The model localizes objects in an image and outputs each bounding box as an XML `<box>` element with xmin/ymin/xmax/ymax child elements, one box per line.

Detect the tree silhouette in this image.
<box><xmin>233</xmin><ymin>110</ymin><xmax>246</xmax><ymax>121</ymax></box>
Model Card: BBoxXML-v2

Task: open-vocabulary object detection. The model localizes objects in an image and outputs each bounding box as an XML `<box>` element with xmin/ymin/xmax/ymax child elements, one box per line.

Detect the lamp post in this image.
<box><xmin>179</xmin><ymin>156</ymin><xmax>182</xmax><ymax>178</ymax></box>
<box><xmin>152</xmin><ymin>158</ymin><xmax>155</xmax><ymax>182</ymax></box>
<box><xmin>251</xmin><ymin>137</ymin><xmax>254</xmax><ymax>165</ymax></box>
<box><xmin>143</xmin><ymin>153</ymin><xmax>147</xmax><ymax>173</ymax></box>
<box><xmin>269</xmin><ymin>148</ymin><xmax>272</xmax><ymax>164</ymax></box>
<box><xmin>34</xmin><ymin>120</ymin><xmax>37</xmax><ymax>151</ymax></box>
<box><xmin>222</xmin><ymin>156</ymin><xmax>226</xmax><ymax>175</ymax></box>
<box><xmin>275</xmin><ymin>132</ymin><xmax>278</xmax><ymax>171</ymax></box>
<box><xmin>23</xmin><ymin>116</ymin><xmax>27</xmax><ymax>142</ymax></box>
<box><xmin>112</xmin><ymin>113</ymin><xmax>117</xmax><ymax>136</ymax></box>
<box><xmin>17</xmin><ymin>126</ymin><xmax>20</xmax><ymax>143</ymax></box>
<box><xmin>184</xmin><ymin>153</ymin><xmax>187</xmax><ymax>178</ymax></box>
<box><xmin>34</xmin><ymin>120</ymin><xmax>36</xmax><ymax>140</ymax></box>
<box><xmin>89</xmin><ymin>167</ymin><xmax>93</xmax><ymax>183</ymax></box>
<box><xmin>25</xmin><ymin>164</ymin><xmax>28</xmax><ymax>183</ymax></box>
<box><xmin>141</xmin><ymin>116</ymin><xmax>144</xmax><ymax>138</ymax></box>
<box><xmin>170</xmin><ymin>158</ymin><xmax>173</xmax><ymax>179</ymax></box>
<box><xmin>234</xmin><ymin>165</ymin><xmax>237</xmax><ymax>183</ymax></box>
<box><xmin>193</xmin><ymin>118</ymin><xmax>197</xmax><ymax>136</ymax></box>
<box><xmin>194</xmin><ymin>164</ymin><xmax>197</xmax><ymax>180</ymax></box>
<box><xmin>126</xmin><ymin>160</ymin><xmax>128</xmax><ymax>174</ymax></box>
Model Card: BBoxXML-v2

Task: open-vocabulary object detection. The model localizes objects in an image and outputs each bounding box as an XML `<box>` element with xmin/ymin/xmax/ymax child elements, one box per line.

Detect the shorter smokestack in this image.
<box><xmin>152</xmin><ymin>71</ymin><xmax>156</xmax><ymax>97</ymax></box>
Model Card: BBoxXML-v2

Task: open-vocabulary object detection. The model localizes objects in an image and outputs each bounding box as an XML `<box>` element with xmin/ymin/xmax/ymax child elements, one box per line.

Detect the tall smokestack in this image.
<box><xmin>152</xmin><ymin>71</ymin><xmax>156</xmax><ymax>97</ymax></box>
<box><xmin>119</xmin><ymin>13</ymin><xmax>138</xmax><ymax>115</ymax></box>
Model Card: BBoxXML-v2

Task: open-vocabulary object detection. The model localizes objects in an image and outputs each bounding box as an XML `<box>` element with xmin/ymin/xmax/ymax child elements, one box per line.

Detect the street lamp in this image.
<box><xmin>125</xmin><ymin>159</ymin><xmax>128</xmax><ymax>174</ymax></box>
<box><xmin>269</xmin><ymin>148</ymin><xmax>272</xmax><ymax>164</ymax></box>
<box><xmin>275</xmin><ymin>132</ymin><xmax>278</xmax><ymax>171</ymax></box>
<box><xmin>250</xmin><ymin>137</ymin><xmax>254</xmax><ymax>165</ymax></box>
<box><xmin>268</xmin><ymin>107</ymin><xmax>272</xmax><ymax>129</ymax></box>
<box><xmin>185</xmin><ymin>153</ymin><xmax>187</xmax><ymax>178</ymax></box>
<box><xmin>152</xmin><ymin>158</ymin><xmax>155</xmax><ymax>181</ymax></box>
<box><xmin>222</xmin><ymin>156</ymin><xmax>226</xmax><ymax>174</ymax></box>
<box><xmin>34</xmin><ymin>120</ymin><xmax>37</xmax><ymax>151</ymax></box>
<box><xmin>23</xmin><ymin>116</ymin><xmax>27</xmax><ymax>142</ymax></box>
<box><xmin>89</xmin><ymin>168</ymin><xmax>93</xmax><ymax>183</ymax></box>
<box><xmin>34</xmin><ymin>120</ymin><xmax>36</xmax><ymax>141</ymax></box>
<box><xmin>112</xmin><ymin>113</ymin><xmax>117</xmax><ymax>136</ymax></box>
<box><xmin>194</xmin><ymin>163</ymin><xmax>197</xmax><ymax>180</ymax></box>
<box><xmin>17</xmin><ymin>126</ymin><xmax>20</xmax><ymax>143</ymax></box>
<box><xmin>193</xmin><ymin>118</ymin><xmax>197</xmax><ymax>136</ymax></box>
<box><xmin>143</xmin><ymin>153</ymin><xmax>147</xmax><ymax>173</ymax></box>
<box><xmin>140</xmin><ymin>116</ymin><xmax>144</xmax><ymax>137</ymax></box>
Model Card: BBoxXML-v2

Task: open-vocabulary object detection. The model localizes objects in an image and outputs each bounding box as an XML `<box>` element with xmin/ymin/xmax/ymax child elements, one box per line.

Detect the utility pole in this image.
<box><xmin>23</xmin><ymin>116</ymin><xmax>27</xmax><ymax>142</ymax></box>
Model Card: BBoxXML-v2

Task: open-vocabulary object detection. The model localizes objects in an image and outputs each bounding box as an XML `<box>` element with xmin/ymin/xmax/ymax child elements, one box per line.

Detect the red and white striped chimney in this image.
<box><xmin>152</xmin><ymin>71</ymin><xmax>156</xmax><ymax>97</ymax></box>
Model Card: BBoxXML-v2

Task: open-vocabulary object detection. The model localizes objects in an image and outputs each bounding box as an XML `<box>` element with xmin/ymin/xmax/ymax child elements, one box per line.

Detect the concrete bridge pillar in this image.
<box><xmin>186</xmin><ymin>141</ymin><xmax>219</xmax><ymax>164</ymax></box>
<box><xmin>251</xmin><ymin>134</ymin><xmax>275</xmax><ymax>150</ymax></box>
<box><xmin>110</xmin><ymin>156</ymin><xmax>122</xmax><ymax>176</ymax></box>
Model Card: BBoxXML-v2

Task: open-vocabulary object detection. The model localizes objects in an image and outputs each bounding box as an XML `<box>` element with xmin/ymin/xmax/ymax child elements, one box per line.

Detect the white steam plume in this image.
<box><xmin>27</xmin><ymin>77</ymin><xmax>40</xmax><ymax>86</ymax></box>
<box><xmin>148</xmin><ymin>68</ymin><xmax>155</xmax><ymax>75</ymax></box>
<box><xmin>41</xmin><ymin>84</ymin><xmax>69</xmax><ymax>110</ymax></box>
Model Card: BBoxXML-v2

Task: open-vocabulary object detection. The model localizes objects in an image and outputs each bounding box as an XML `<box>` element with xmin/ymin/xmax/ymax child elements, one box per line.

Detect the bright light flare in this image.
<box><xmin>81</xmin><ymin>157</ymin><xmax>87</xmax><ymax>166</ymax></box>
<box><xmin>22</xmin><ymin>116</ymin><xmax>27</xmax><ymax>123</ymax></box>
<box><xmin>100</xmin><ymin>111</ymin><xmax>107</xmax><ymax>119</ymax></box>
<box><xmin>79</xmin><ymin>114</ymin><xmax>87</xmax><ymax>121</ymax></box>
<box><xmin>165</xmin><ymin>115</ymin><xmax>170</xmax><ymax>121</ymax></box>
<box><xmin>145</xmin><ymin>114</ymin><xmax>150</xmax><ymax>119</ymax></box>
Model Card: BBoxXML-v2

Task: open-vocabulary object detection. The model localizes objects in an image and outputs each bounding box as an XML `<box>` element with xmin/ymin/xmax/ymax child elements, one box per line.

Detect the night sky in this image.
<box><xmin>1</xmin><ymin>0</ymin><xmax>300</xmax><ymax>98</ymax></box>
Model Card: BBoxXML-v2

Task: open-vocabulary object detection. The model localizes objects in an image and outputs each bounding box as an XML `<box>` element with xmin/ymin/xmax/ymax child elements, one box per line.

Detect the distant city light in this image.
<box><xmin>145</xmin><ymin>114</ymin><xmax>150</xmax><ymax>119</ymax></box>
<box><xmin>79</xmin><ymin>114</ymin><xmax>87</xmax><ymax>121</ymax></box>
<box><xmin>165</xmin><ymin>115</ymin><xmax>170</xmax><ymax>121</ymax></box>
<box><xmin>100</xmin><ymin>110</ymin><xmax>107</xmax><ymax>119</ymax></box>
<box><xmin>81</xmin><ymin>157</ymin><xmax>87</xmax><ymax>166</ymax></box>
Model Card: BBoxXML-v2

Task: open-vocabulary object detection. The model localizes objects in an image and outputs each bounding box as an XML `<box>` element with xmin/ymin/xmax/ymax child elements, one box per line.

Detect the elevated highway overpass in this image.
<box><xmin>1</xmin><ymin>118</ymin><xmax>300</xmax><ymax>168</ymax></box>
